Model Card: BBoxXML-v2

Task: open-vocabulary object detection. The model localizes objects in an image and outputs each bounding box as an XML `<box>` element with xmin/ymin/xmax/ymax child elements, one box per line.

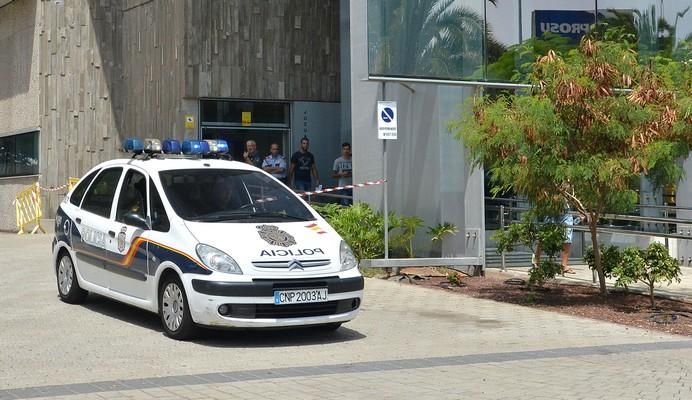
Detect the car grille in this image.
<box><xmin>221</xmin><ymin>298</ymin><xmax>360</xmax><ymax>319</ymax></box>
<box><xmin>252</xmin><ymin>259</ymin><xmax>331</xmax><ymax>269</ymax></box>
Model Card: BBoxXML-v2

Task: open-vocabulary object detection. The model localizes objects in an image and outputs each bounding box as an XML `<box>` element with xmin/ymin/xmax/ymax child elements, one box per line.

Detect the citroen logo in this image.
<box><xmin>287</xmin><ymin>259</ymin><xmax>304</xmax><ymax>271</ymax></box>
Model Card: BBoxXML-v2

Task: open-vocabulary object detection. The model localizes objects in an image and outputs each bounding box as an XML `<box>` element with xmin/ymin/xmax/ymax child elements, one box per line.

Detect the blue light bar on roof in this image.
<box><xmin>123</xmin><ymin>138</ymin><xmax>144</xmax><ymax>153</ymax></box>
<box><xmin>162</xmin><ymin>139</ymin><xmax>181</xmax><ymax>154</ymax></box>
<box><xmin>215</xmin><ymin>139</ymin><xmax>229</xmax><ymax>154</ymax></box>
<box><xmin>182</xmin><ymin>140</ymin><xmax>203</xmax><ymax>155</ymax></box>
<box><xmin>204</xmin><ymin>139</ymin><xmax>229</xmax><ymax>154</ymax></box>
<box><xmin>199</xmin><ymin>140</ymin><xmax>210</xmax><ymax>154</ymax></box>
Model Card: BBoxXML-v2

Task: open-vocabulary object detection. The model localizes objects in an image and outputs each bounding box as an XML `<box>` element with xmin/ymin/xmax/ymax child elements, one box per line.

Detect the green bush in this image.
<box><xmin>312</xmin><ymin>202</ymin><xmax>385</xmax><ymax>261</ymax></box>
<box><xmin>313</xmin><ymin>203</ymin><xmax>425</xmax><ymax>260</ymax></box>
<box><xmin>389</xmin><ymin>216</ymin><xmax>424</xmax><ymax>258</ymax></box>
<box><xmin>584</xmin><ymin>245</ymin><xmax>622</xmax><ymax>279</ymax></box>
<box><xmin>492</xmin><ymin>212</ymin><xmax>566</xmax><ymax>287</ymax></box>
<box><xmin>613</xmin><ymin>242</ymin><xmax>681</xmax><ymax>308</ymax></box>
<box><xmin>427</xmin><ymin>222</ymin><xmax>459</xmax><ymax>242</ymax></box>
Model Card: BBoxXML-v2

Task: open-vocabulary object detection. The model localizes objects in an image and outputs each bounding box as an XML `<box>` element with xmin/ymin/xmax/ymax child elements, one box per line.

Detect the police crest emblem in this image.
<box><xmin>256</xmin><ymin>225</ymin><xmax>296</xmax><ymax>247</ymax></box>
<box><xmin>117</xmin><ymin>226</ymin><xmax>127</xmax><ymax>252</ymax></box>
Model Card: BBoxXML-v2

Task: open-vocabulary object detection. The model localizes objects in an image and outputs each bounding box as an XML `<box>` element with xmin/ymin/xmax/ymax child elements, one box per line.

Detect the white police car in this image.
<box><xmin>52</xmin><ymin>138</ymin><xmax>363</xmax><ymax>340</ymax></box>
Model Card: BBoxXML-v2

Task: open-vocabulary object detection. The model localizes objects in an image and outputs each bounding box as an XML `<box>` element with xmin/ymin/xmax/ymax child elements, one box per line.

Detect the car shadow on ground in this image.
<box><xmin>79</xmin><ymin>293</ymin><xmax>366</xmax><ymax>347</ymax></box>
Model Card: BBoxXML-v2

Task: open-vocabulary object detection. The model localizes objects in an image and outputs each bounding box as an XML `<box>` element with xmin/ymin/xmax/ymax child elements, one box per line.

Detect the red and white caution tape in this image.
<box><xmin>297</xmin><ymin>179</ymin><xmax>386</xmax><ymax>197</ymax></box>
<box><xmin>38</xmin><ymin>183</ymin><xmax>69</xmax><ymax>192</ymax></box>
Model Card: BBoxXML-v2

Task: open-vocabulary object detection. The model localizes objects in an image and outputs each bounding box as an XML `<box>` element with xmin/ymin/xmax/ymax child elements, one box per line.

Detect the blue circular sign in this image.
<box><xmin>381</xmin><ymin>107</ymin><xmax>394</xmax><ymax>123</ymax></box>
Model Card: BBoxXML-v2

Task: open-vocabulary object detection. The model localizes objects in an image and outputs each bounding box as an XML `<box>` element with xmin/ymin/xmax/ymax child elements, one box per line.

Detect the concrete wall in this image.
<box><xmin>35</xmin><ymin>0</ymin><xmax>340</xmax><ymax>217</ymax></box>
<box><xmin>0</xmin><ymin>0</ymin><xmax>40</xmax><ymax>132</ymax></box>
<box><xmin>349</xmin><ymin>1</ymin><xmax>485</xmax><ymax>259</ymax></box>
<box><xmin>184</xmin><ymin>0</ymin><xmax>340</xmax><ymax>102</ymax></box>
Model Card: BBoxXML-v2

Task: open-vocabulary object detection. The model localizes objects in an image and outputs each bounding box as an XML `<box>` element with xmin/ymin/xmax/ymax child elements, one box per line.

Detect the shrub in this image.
<box><xmin>584</xmin><ymin>245</ymin><xmax>621</xmax><ymax>279</ymax></box>
<box><xmin>613</xmin><ymin>242</ymin><xmax>681</xmax><ymax>308</ymax></box>
<box><xmin>314</xmin><ymin>203</ymin><xmax>425</xmax><ymax>260</ymax></box>
<box><xmin>427</xmin><ymin>222</ymin><xmax>459</xmax><ymax>242</ymax></box>
<box><xmin>493</xmin><ymin>212</ymin><xmax>566</xmax><ymax>287</ymax></box>
<box><xmin>389</xmin><ymin>216</ymin><xmax>424</xmax><ymax>258</ymax></box>
<box><xmin>312</xmin><ymin>202</ymin><xmax>385</xmax><ymax>262</ymax></box>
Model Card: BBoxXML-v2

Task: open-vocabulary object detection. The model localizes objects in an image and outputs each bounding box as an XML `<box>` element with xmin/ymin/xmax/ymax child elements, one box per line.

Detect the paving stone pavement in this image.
<box><xmin>2</xmin><ymin>234</ymin><xmax>692</xmax><ymax>399</ymax></box>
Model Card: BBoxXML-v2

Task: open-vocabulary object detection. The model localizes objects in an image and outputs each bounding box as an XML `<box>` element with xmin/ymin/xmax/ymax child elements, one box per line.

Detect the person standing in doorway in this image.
<box><xmin>262</xmin><ymin>143</ymin><xmax>287</xmax><ymax>183</ymax></box>
<box><xmin>243</xmin><ymin>140</ymin><xmax>263</xmax><ymax>168</ymax></box>
<box><xmin>289</xmin><ymin>136</ymin><xmax>319</xmax><ymax>191</ymax></box>
<box><xmin>332</xmin><ymin>142</ymin><xmax>353</xmax><ymax>205</ymax></box>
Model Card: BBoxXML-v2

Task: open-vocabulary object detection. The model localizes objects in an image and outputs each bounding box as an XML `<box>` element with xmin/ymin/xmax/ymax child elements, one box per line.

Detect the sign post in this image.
<box><xmin>378</xmin><ymin>93</ymin><xmax>397</xmax><ymax>261</ymax></box>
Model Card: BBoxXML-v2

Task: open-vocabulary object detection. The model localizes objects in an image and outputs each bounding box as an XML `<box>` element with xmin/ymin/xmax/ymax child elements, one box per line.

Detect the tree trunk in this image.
<box><xmin>649</xmin><ymin>284</ymin><xmax>656</xmax><ymax>308</ymax></box>
<box><xmin>589</xmin><ymin>219</ymin><xmax>608</xmax><ymax>295</ymax></box>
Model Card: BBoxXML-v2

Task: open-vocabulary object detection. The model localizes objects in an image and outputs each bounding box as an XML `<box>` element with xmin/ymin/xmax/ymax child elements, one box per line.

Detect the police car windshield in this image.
<box><xmin>159</xmin><ymin>169</ymin><xmax>315</xmax><ymax>222</ymax></box>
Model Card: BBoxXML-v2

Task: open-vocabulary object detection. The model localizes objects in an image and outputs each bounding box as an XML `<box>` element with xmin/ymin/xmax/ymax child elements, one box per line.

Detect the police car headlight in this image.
<box><xmin>196</xmin><ymin>244</ymin><xmax>243</xmax><ymax>274</ymax></box>
<box><xmin>340</xmin><ymin>241</ymin><xmax>358</xmax><ymax>271</ymax></box>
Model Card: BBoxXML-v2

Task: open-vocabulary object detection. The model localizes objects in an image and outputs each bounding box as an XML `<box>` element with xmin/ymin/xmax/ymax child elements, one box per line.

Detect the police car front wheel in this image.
<box><xmin>56</xmin><ymin>252</ymin><xmax>87</xmax><ymax>304</ymax></box>
<box><xmin>159</xmin><ymin>275</ymin><xmax>197</xmax><ymax>340</ymax></box>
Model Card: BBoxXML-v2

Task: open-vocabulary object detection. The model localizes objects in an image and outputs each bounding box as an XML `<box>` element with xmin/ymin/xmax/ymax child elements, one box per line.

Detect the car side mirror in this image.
<box><xmin>124</xmin><ymin>212</ymin><xmax>150</xmax><ymax>230</ymax></box>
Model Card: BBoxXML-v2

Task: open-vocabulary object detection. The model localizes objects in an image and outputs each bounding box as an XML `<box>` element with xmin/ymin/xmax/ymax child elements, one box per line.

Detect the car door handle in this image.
<box><xmin>108</xmin><ymin>230</ymin><xmax>116</xmax><ymax>238</ymax></box>
<box><xmin>75</xmin><ymin>218</ymin><xmax>82</xmax><ymax>224</ymax></box>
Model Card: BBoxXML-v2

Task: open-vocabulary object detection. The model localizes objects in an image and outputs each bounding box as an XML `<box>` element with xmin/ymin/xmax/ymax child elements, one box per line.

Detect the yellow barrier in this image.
<box><xmin>67</xmin><ymin>177</ymin><xmax>79</xmax><ymax>192</ymax></box>
<box><xmin>15</xmin><ymin>182</ymin><xmax>45</xmax><ymax>235</ymax></box>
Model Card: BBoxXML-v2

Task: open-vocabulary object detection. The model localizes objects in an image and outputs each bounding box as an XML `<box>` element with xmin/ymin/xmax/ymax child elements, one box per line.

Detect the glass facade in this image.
<box><xmin>362</xmin><ymin>0</ymin><xmax>691</xmax><ymax>261</ymax></box>
<box><xmin>368</xmin><ymin>0</ymin><xmax>692</xmax><ymax>83</ymax></box>
<box><xmin>0</xmin><ymin>131</ymin><xmax>39</xmax><ymax>178</ymax></box>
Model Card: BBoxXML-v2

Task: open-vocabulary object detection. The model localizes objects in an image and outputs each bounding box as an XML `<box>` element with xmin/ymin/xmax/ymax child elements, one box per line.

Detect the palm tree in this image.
<box><xmin>368</xmin><ymin>0</ymin><xmax>503</xmax><ymax>79</ymax></box>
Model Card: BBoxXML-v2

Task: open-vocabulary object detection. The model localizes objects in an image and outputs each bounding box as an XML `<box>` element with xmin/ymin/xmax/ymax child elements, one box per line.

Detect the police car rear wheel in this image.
<box><xmin>56</xmin><ymin>253</ymin><xmax>87</xmax><ymax>304</ymax></box>
<box><xmin>159</xmin><ymin>276</ymin><xmax>196</xmax><ymax>340</ymax></box>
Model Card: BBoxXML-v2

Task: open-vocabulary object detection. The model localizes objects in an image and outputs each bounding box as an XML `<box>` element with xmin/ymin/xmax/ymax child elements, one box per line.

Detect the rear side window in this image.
<box><xmin>69</xmin><ymin>169</ymin><xmax>100</xmax><ymax>207</ymax></box>
<box><xmin>81</xmin><ymin>168</ymin><xmax>123</xmax><ymax>218</ymax></box>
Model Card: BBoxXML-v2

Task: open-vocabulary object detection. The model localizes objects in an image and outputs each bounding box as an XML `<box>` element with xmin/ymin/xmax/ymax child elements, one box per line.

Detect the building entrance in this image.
<box><xmin>200</xmin><ymin>100</ymin><xmax>291</xmax><ymax>161</ymax></box>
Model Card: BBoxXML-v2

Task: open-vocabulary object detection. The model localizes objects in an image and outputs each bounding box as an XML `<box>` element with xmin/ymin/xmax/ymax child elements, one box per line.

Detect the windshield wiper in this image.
<box><xmin>249</xmin><ymin>211</ymin><xmax>312</xmax><ymax>221</ymax></box>
<box><xmin>192</xmin><ymin>210</ymin><xmax>312</xmax><ymax>222</ymax></box>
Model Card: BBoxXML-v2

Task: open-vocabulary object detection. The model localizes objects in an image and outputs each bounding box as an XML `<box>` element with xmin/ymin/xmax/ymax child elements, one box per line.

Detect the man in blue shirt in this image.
<box><xmin>262</xmin><ymin>143</ymin><xmax>287</xmax><ymax>183</ymax></box>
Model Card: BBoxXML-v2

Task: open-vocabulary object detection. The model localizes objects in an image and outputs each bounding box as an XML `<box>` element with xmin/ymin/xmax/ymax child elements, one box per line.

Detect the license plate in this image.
<box><xmin>273</xmin><ymin>288</ymin><xmax>328</xmax><ymax>305</ymax></box>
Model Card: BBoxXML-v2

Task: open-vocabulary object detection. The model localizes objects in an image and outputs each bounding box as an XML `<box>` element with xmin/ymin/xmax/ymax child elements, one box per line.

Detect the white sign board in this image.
<box><xmin>377</xmin><ymin>101</ymin><xmax>398</xmax><ymax>140</ymax></box>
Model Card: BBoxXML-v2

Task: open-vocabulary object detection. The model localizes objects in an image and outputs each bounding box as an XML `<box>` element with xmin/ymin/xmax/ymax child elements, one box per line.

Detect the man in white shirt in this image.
<box><xmin>262</xmin><ymin>143</ymin><xmax>287</xmax><ymax>183</ymax></box>
<box><xmin>331</xmin><ymin>142</ymin><xmax>352</xmax><ymax>205</ymax></box>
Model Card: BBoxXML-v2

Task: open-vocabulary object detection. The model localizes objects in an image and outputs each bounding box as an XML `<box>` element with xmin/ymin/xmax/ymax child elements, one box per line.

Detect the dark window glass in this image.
<box><xmin>158</xmin><ymin>169</ymin><xmax>314</xmax><ymax>222</ymax></box>
<box><xmin>200</xmin><ymin>100</ymin><xmax>290</xmax><ymax>127</ymax></box>
<box><xmin>69</xmin><ymin>169</ymin><xmax>101</xmax><ymax>207</ymax></box>
<box><xmin>367</xmin><ymin>0</ymin><xmax>486</xmax><ymax>80</ymax></box>
<box><xmin>81</xmin><ymin>168</ymin><xmax>123</xmax><ymax>218</ymax></box>
<box><xmin>115</xmin><ymin>169</ymin><xmax>148</xmax><ymax>223</ymax></box>
<box><xmin>0</xmin><ymin>131</ymin><xmax>39</xmax><ymax>178</ymax></box>
<box><xmin>150</xmin><ymin>179</ymin><xmax>170</xmax><ymax>232</ymax></box>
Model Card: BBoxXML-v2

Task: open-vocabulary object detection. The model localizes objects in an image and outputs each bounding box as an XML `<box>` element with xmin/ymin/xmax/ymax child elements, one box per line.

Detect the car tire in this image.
<box><xmin>159</xmin><ymin>275</ymin><xmax>197</xmax><ymax>340</ymax></box>
<box><xmin>56</xmin><ymin>252</ymin><xmax>88</xmax><ymax>304</ymax></box>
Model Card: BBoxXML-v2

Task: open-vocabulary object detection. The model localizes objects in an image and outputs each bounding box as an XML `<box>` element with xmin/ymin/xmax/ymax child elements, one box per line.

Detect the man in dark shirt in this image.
<box><xmin>243</xmin><ymin>140</ymin><xmax>263</xmax><ymax>168</ymax></box>
<box><xmin>289</xmin><ymin>137</ymin><xmax>320</xmax><ymax>191</ymax></box>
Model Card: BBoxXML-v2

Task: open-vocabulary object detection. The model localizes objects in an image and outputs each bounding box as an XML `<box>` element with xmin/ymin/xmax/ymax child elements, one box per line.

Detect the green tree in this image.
<box><xmin>614</xmin><ymin>242</ymin><xmax>681</xmax><ymax>308</ymax></box>
<box><xmin>453</xmin><ymin>29</ymin><xmax>692</xmax><ymax>295</ymax></box>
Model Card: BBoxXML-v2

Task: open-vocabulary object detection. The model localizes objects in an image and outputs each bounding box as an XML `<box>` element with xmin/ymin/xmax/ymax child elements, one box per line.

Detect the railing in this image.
<box><xmin>487</xmin><ymin>196</ymin><xmax>692</xmax><ymax>276</ymax></box>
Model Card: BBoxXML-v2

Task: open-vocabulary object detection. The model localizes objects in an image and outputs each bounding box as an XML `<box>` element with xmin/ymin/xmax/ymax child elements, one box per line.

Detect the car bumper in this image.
<box><xmin>184</xmin><ymin>275</ymin><xmax>364</xmax><ymax>328</ymax></box>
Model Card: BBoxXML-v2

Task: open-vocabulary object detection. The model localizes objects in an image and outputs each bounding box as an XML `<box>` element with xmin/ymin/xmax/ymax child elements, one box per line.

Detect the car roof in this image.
<box><xmin>93</xmin><ymin>157</ymin><xmax>258</xmax><ymax>174</ymax></box>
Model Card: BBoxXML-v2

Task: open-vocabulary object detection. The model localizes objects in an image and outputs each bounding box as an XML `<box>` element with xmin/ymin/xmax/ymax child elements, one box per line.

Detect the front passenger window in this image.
<box><xmin>81</xmin><ymin>168</ymin><xmax>123</xmax><ymax>218</ymax></box>
<box><xmin>116</xmin><ymin>170</ymin><xmax>148</xmax><ymax>223</ymax></box>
